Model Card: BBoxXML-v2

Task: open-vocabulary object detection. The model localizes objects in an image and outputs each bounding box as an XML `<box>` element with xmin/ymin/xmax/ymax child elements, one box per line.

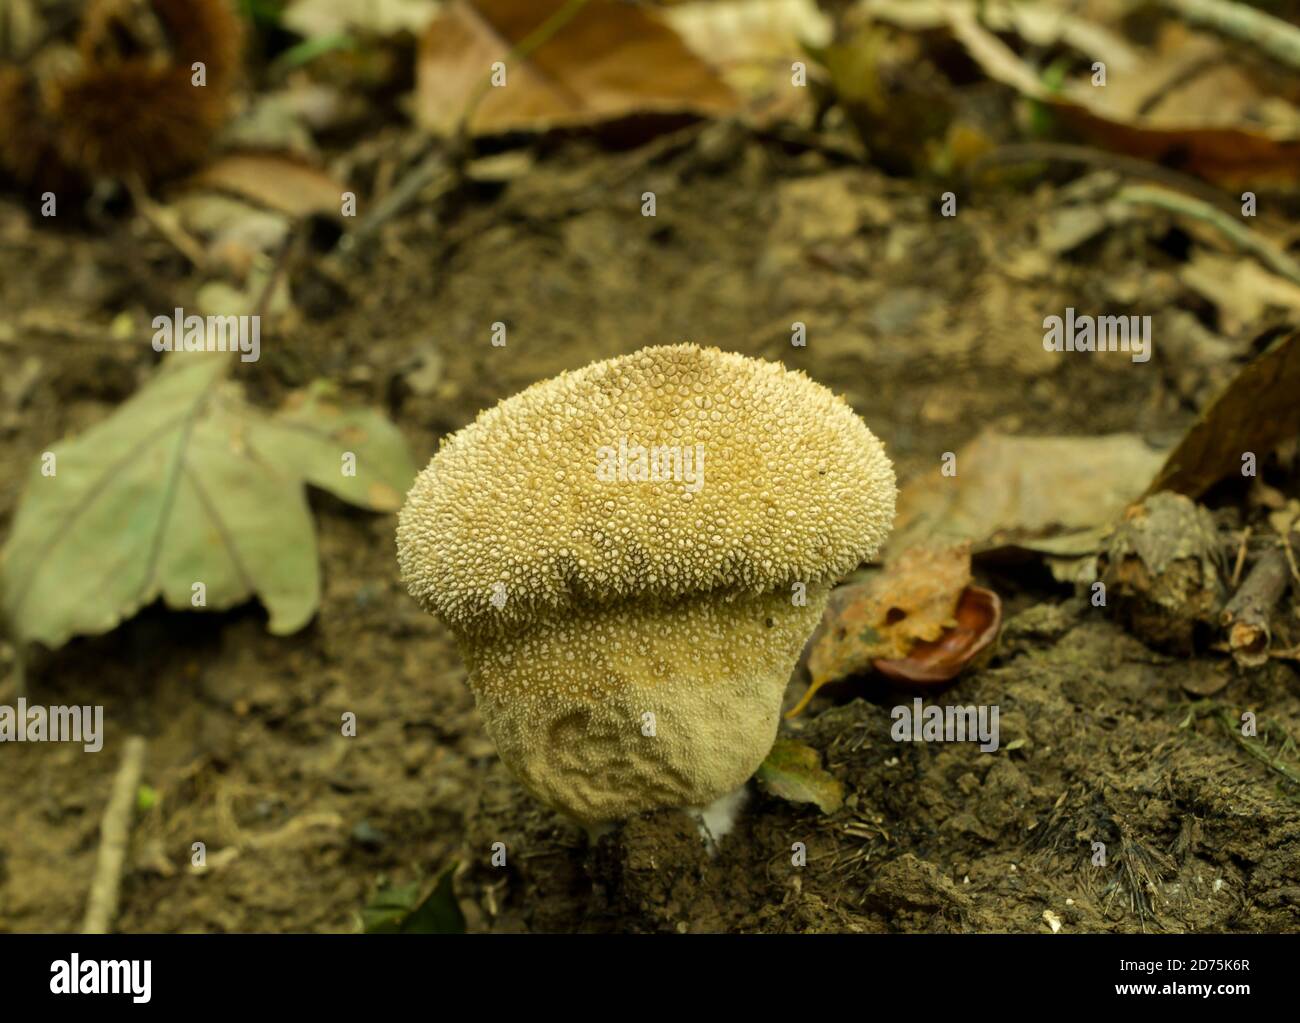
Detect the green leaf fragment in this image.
<box><xmin>136</xmin><ymin>784</ymin><xmax>159</xmax><ymax>813</ymax></box>
<box><xmin>756</xmin><ymin>738</ymin><xmax>845</xmax><ymax>814</ymax></box>
<box><xmin>363</xmin><ymin>865</ymin><xmax>465</xmax><ymax>935</ymax></box>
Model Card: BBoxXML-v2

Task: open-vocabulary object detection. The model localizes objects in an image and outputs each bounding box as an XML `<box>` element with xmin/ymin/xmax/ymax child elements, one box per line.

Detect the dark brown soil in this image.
<box><xmin>2</xmin><ymin>132</ymin><xmax>1298</xmax><ymax>933</ymax></box>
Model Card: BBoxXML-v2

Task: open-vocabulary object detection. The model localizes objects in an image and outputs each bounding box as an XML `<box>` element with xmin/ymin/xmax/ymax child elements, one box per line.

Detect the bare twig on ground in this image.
<box><xmin>968</xmin><ymin>143</ymin><xmax>1231</xmax><ymax>209</ymax></box>
<box><xmin>1114</xmin><ymin>185</ymin><xmax>1300</xmax><ymax>286</ymax></box>
<box><xmin>126</xmin><ymin>177</ymin><xmax>206</xmax><ymax>269</ymax></box>
<box><xmin>82</xmin><ymin>735</ymin><xmax>147</xmax><ymax>934</ymax></box>
<box><xmin>1281</xmin><ymin>530</ymin><xmax>1300</xmax><ymax>586</ymax></box>
<box><xmin>338</xmin><ymin>144</ymin><xmax>457</xmax><ymax>255</ymax></box>
<box><xmin>1221</xmin><ymin>545</ymin><xmax>1292</xmax><ymax>668</ymax></box>
<box><xmin>1159</xmin><ymin>0</ymin><xmax>1300</xmax><ymax>71</ymax></box>
<box><xmin>1229</xmin><ymin>526</ymin><xmax>1251</xmax><ymax>589</ymax></box>
<box><xmin>252</xmin><ymin>225</ymin><xmax>298</xmax><ymax>322</ymax></box>
<box><xmin>1134</xmin><ymin>53</ymin><xmax>1221</xmax><ymax>117</ymax></box>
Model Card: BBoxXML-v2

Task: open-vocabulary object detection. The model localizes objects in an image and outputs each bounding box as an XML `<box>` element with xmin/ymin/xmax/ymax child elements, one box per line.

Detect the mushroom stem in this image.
<box><xmin>461</xmin><ymin>586</ymin><xmax>829</xmax><ymax>827</ymax></box>
<box><xmin>579</xmin><ymin>783</ymin><xmax>748</xmax><ymax>857</ymax></box>
<box><xmin>689</xmin><ymin>784</ymin><xmax>751</xmax><ymax>850</ymax></box>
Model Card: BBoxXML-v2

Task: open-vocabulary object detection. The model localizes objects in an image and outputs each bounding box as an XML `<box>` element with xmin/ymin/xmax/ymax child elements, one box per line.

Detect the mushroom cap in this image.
<box><xmin>398</xmin><ymin>343</ymin><xmax>896</xmax><ymax>637</ymax></box>
<box><xmin>397</xmin><ymin>344</ymin><xmax>896</xmax><ymax>825</ymax></box>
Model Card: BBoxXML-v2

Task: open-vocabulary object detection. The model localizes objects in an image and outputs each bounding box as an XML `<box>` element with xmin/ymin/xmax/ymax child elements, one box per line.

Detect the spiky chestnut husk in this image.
<box><xmin>0</xmin><ymin>64</ymin><xmax>81</xmax><ymax>194</ymax></box>
<box><xmin>0</xmin><ymin>0</ymin><xmax>242</xmax><ymax>191</ymax></box>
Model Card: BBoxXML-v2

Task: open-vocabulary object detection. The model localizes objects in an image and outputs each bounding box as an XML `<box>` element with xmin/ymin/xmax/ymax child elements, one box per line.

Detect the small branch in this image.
<box><xmin>82</xmin><ymin>735</ymin><xmax>148</xmax><ymax>935</ymax></box>
<box><xmin>967</xmin><ymin>143</ymin><xmax>1231</xmax><ymax>209</ymax></box>
<box><xmin>1229</xmin><ymin>525</ymin><xmax>1251</xmax><ymax>589</ymax></box>
<box><xmin>337</xmin><ymin>147</ymin><xmax>456</xmax><ymax>254</ymax></box>
<box><xmin>126</xmin><ymin>177</ymin><xmax>206</xmax><ymax>270</ymax></box>
<box><xmin>1114</xmin><ymin>184</ymin><xmax>1300</xmax><ymax>286</ymax></box>
<box><xmin>1281</xmin><ymin>529</ymin><xmax>1300</xmax><ymax>586</ymax></box>
<box><xmin>1220</xmin><ymin>546</ymin><xmax>1292</xmax><ymax>668</ymax></box>
<box><xmin>252</xmin><ymin>225</ymin><xmax>298</xmax><ymax>322</ymax></box>
<box><xmin>1158</xmin><ymin>0</ymin><xmax>1300</xmax><ymax>72</ymax></box>
<box><xmin>1135</xmin><ymin>54</ymin><xmax>1220</xmax><ymax>117</ymax></box>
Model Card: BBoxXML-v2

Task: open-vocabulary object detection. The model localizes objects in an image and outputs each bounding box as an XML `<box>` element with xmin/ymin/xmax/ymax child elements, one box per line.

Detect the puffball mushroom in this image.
<box><xmin>397</xmin><ymin>344</ymin><xmax>895</xmax><ymax>828</ymax></box>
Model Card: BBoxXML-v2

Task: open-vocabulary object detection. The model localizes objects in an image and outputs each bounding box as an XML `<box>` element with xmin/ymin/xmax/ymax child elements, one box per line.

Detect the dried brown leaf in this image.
<box><xmin>867</xmin><ymin>0</ymin><xmax>1300</xmax><ymax>189</ymax></box>
<box><xmin>789</xmin><ymin>544</ymin><xmax>973</xmax><ymax>717</ymax></box>
<box><xmin>890</xmin><ymin>433</ymin><xmax>1167</xmax><ymax>559</ymax></box>
<box><xmin>1146</xmin><ymin>329</ymin><xmax>1300</xmax><ymax>498</ymax></box>
<box><xmin>415</xmin><ymin>0</ymin><xmax>737</xmax><ymax>136</ymax></box>
<box><xmin>188</xmin><ymin>153</ymin><xmax>348</xmax><ymax>219</ymax></box>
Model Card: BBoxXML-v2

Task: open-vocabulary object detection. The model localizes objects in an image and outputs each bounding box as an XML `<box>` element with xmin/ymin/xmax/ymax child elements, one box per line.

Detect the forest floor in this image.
<box><xmin>2</xmin><ymin>122</ymin><xmax>1299</xmax><ymax>933</ymax></box>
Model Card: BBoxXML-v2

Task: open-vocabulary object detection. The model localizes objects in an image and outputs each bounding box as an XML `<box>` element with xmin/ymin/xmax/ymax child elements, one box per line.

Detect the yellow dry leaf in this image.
<box><xmin>789</xmin><ymin>543</ymin><xmax>971</xmax><ymax>717</ymax></box>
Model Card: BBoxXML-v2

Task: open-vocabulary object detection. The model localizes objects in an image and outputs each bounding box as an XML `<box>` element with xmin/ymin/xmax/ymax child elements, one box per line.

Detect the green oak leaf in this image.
<box><xmin>0</xmin><ymin>352</ymin><xmax>415</xmax><ymax>648</ymax></box>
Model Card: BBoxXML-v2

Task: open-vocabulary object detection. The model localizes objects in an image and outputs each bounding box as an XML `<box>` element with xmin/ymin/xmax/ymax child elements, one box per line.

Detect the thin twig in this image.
<box><xmin>968</xmin><ymin>142</ymin><xmax>1232</xmax><ymax>209</ymax></box>
<box><xmin>1229</xmin><ymin>526</ymin><xmax>1251</xmax><ymax>589</ymax></box>
<box><xmin>1282</xmin><ymin>529</ymin><xmax>1300</xmax><ymax>586</ymax></box>
<box><xmin>1114</xmin><ymin>184</ymin><xmax>1300</xmax><ymax>286</ymax></box>
<box><xmin>252</xmin><ymin>225</ymin><xmax>298</xmax><ymax>322</ymax></box>
<box><xmin>83</xmin><ymin>735</ymin><xmax>148</xmax><ymax>934</ymax></box>
<box><xmin>1134</xmin><ymin>54</ymin><xmax>1220</xmax><ymax>117</ymax></box>
<box><xmin>337</xmin><ymin>146</ymin><xmax>456</xmax><ymax>254</ymax></box>
<box><xmin>1221</xmin><ymin>545</ymin><xmax>1291</xmax><ymax>668</ymax></box>
<box><xmin>126</xmin><ymin>177</ymin><xmax>206</xmax><ymax>269</ymax></box>
<box><xmin>1159</xmin><ymin>0</ymin><xmax>1300</xmax><ymax>71</ymax></box>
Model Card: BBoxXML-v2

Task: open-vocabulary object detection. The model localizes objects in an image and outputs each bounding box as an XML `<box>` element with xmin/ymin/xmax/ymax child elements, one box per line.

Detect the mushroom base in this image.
<box><xmin>460</xmin><ymin>584</ymin><xmax>832</xmax><ymax>826</ymax></box>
